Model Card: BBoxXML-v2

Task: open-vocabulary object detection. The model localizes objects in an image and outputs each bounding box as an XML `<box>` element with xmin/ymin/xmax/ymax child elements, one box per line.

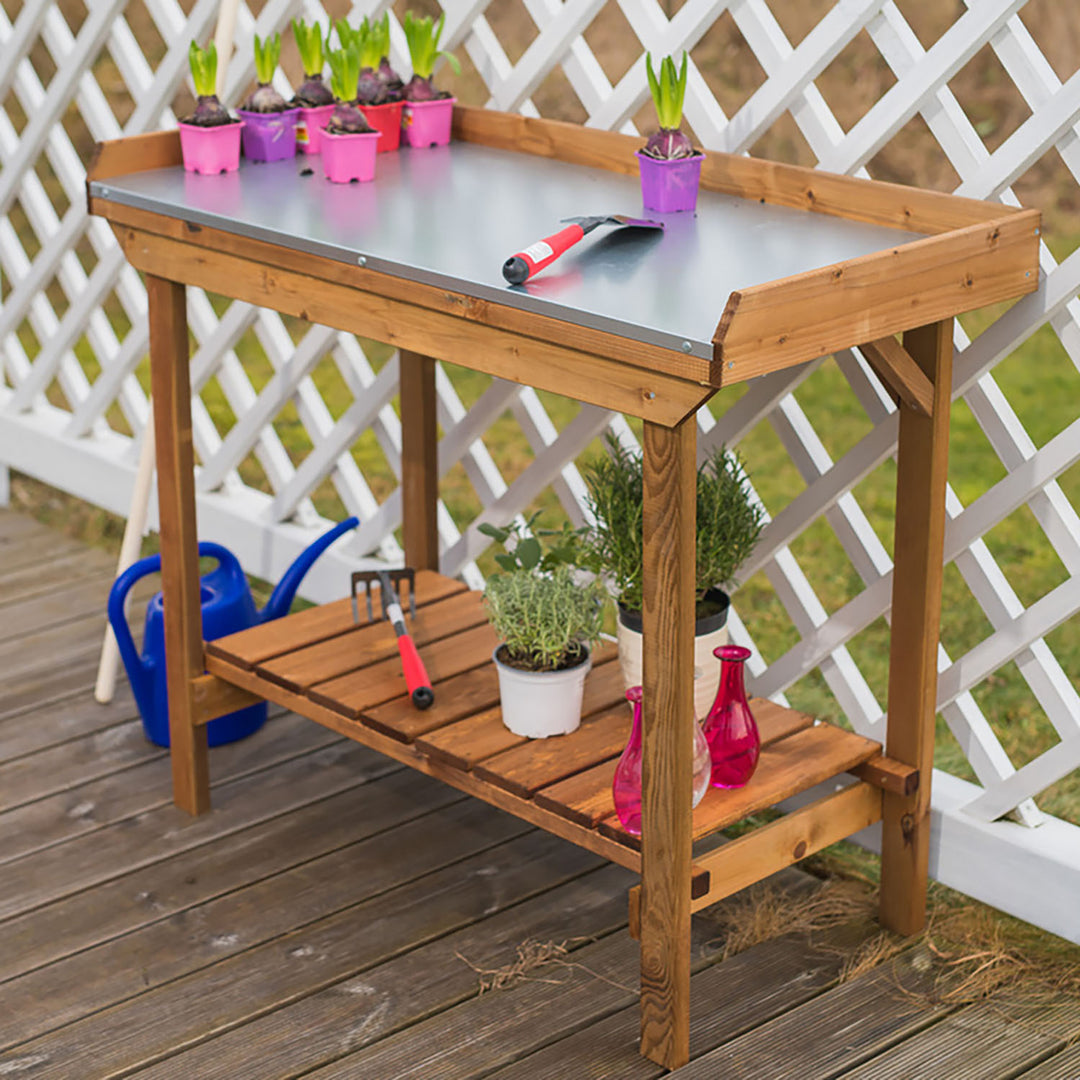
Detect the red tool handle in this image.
<box><xmin>398</xmin><ymin>633</ymin><xmax>435</xmax><ymax>709</ymax></box>
<box><xmin>502</xmin><ymin>224</ymin><xmax>586</xmax><ymax>284</ymax></box>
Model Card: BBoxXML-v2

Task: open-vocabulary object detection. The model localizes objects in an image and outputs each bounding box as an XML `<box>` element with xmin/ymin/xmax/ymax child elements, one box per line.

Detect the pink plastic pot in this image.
<box><xmin>178</xmin><ymin>120</ymin><xmax>243</xmax><ymax>175</ymax></box>
<box><xmin>237</xmin><ymin>108</ymin><xmax>300</xmax><ymax>162</ymax></box>
<box><xmin>359</xmin><ymin>101</ymin><xmax>404</xmax><ymax>153</ymax></box>
<box><xmin>295</xmin><ymin>103</ymin><xmax>335</xmax><ymax>155</ymax></box>
<box><xmin>320</xmin><ymin>128</ymin><xmax>380</xmax><ymax>183</ymax></box>
<box><xmin>401</xmin><ymin>97</ymin><xmax>455</xmax><ymax>148</ymax></box>
<box><xmin>636</xmin><ymin>150</ymin><xmax>703</xmax><ymax>213</ymax></box>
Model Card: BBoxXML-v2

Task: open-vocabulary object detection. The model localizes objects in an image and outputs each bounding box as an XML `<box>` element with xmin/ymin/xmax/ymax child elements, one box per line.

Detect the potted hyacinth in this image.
<box><xmin>237</xmin><ymin>33</ymin><xmax>300</xmax><ymax>162</ymax></box>
<box><xmin>401</xmin><ymin>11</ymin><xmax>461</xmax><ymax>148</ymax></box>
<box><xmin>582</xmin><ymin>435</ymin><xmax>764</xmax><ymax>720</ymax></box>
<box><xmin>320</xmin><ymin>43</ymin><xmax>379</xmax><ymax>183</ymax></box>
<box><xmin>354</xmin><ymin>14</ymin><xmax>405</xmax><ymax>152</ymax></box>
<box><xmin>481</xmin><ymin>518</ymin><xmax>605</xmax><ymax>739</ymax></box>
<box><xmin>291</xmin><ymin>19</ymin><xmax>335</xmax><ymax>156</ymax></box>
<box><xmin>178</xmin><ymin>41</ymin><xmax>243</xmax><ymax>175</ymax></box>
<box><xmin>637</xmin><ymin>52</ymin><xmax>704</xmax><ymax>213</ymax></box>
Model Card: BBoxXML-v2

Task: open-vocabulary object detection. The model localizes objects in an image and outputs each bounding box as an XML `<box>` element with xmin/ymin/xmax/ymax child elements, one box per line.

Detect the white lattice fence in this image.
<box><xmin>1</xmin><ymin>0</ymin><xmax>1078</xmax><ymax>940</ymax></box>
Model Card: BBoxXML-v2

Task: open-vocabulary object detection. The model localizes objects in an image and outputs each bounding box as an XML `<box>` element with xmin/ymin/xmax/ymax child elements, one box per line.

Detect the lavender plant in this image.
<box><xmin>242</xmin><ymin>33</ymin><xmax>291</xmax><ymax>113</ymax></box>
<box><xmin>183</xmin><ymin>41</ymin><xmax>233</xmax><ymax>127</ymax></box>
<box><xmin>402</xmin><ymin>11</ymin><xmax>460</xmax><ymax>102</ymax></box>
<box><xmin>641</xmin><ymin>52</ymin><xmax>697</xmax><ymax>160</ymax></box>
<box><xmin>291</xmin><ymin>19</ymin><xmax>333</xmax><ymax>107</ymax></box>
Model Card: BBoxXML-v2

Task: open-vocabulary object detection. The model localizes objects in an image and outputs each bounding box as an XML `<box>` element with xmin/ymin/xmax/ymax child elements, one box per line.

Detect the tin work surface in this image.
<box><xmin>89</xmin><ymin>142</ymin><xmax>923</xmax><ymax>359</ymax></box>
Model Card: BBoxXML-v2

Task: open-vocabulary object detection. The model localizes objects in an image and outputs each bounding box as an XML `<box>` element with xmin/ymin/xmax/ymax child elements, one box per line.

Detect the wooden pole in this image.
<box><xmin>638</xmin><ymin>415</ymin><xmax>696</xmax><ymax>1070</ymax></box>
<box><xmin>879</xmin><ymin>318</ymin><xmax>953</xmax><ymax>935</ymax></box>
<box><xmin>399</xmin><ymin>350</ymin><xmax>440</xmax><ymax>572</ymax></box>
<box><xmin>147</xmin><ymin>275</ymin><xmax>210</xmax><ymax>815</ymax></box>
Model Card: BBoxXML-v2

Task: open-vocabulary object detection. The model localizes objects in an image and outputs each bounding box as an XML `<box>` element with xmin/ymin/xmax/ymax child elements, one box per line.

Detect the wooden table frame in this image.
<box><xmin>88</xmin><ymin>107</ymin><xmax>1040</xmax><ymax>1070</ymax></box>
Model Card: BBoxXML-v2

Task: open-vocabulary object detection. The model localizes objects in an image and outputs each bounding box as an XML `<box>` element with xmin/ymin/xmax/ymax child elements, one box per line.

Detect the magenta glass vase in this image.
<box><xmin>702</xmin><ymin>645</ymin><xmax>761</xmax><ymax>789</ymax></box>
<box><xmin>612</xmin><ymin>685</ymin><xmax>711</xmax><ymax>837</ymax></box>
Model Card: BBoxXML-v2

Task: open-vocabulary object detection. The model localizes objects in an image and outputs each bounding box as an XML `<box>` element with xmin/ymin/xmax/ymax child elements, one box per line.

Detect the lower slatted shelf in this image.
<box><xmin>206</xmin><ymin>572</ymin><xmax>888</xmax><ymax>879</ymax></box>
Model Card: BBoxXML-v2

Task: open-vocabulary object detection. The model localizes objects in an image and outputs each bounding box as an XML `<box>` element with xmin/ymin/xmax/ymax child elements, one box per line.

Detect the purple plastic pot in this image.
<box><xmin>359</xmin><ymin>101</ymin><xmax>404</xmax><ymax>153</ymax></box>
<box><xmin>401</xmin><ymin>97</ymin><xmax>455</xmax><ymax>148</ymax></box>
<box><xmin>636</xmin><ymin>150</ymin><xmax>703</xmax><ymax>213</ymax></box>
<box><xmin>237</xmin><ymin>108</ymin><xmax>300</xmax><ymax>162</ymax></box>
<box><xmin>321</xmin><ymin>128</ymin><xmax>380</xmax><ymax>183</ymax></box>
<box><xmin>178</xmin><ymin>120</ymin><xmax>244</xmax><ymax>175</ymax></box>
<box><xmin>295</xmin><ymin>103</ymin><xmax>335</xmax><ymax>155</ymax></box>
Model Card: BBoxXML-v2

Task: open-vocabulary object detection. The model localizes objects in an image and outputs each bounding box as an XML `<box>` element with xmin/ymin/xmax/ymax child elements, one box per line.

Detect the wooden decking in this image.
<box><xmin>2</xmin><ymin>507</ymin><xmax>1078</xmax><ymax>1079</ymax></box>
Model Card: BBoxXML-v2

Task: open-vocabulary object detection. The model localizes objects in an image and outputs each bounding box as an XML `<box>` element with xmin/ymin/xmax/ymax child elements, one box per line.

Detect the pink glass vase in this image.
<box><xmin>702</xmin><ymin>645</ymin><xmax>761</xmax><ymax>788</ymax></box>
<box><xmin>612</xmin><ymin>685</ymin><xmax>711</xmax><ymax>837</ymax></box>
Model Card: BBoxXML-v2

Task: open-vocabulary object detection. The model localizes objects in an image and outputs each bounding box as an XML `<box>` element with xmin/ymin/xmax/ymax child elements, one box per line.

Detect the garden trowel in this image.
<box><xmin>502</xmin><ymin>214</ymin><xmax>664</xmax><ymax>284</ymax></box>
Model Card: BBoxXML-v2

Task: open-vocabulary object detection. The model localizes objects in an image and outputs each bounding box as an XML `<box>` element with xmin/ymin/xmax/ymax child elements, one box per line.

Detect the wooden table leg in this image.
<box><xmin>639</xmin><ymin>416</ymin><xmax>696</xmax><ymax>1070</ymax></box>
<box><xmin>880</xmin><ymin>317</ymin><xmax>953</xmax><ymax>935</ymax></box>
<box><xmin>399</xmin><ymin>350</ymin><xmax>439</xmax><ymax>572</ymax></box>
<box><xmin>147</xmin><ymin>274</ymin><xmax>209</xmax><ymax>815</ymax></box>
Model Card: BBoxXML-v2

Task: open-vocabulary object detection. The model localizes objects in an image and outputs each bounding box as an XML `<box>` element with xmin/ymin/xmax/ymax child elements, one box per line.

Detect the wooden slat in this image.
<box><xmin>712</xmin><ymin>212</ymin><xmax>1039</xmax><ymax>383</ymax></box>
<box><xmin>205</xmin><ymin>653</ymin><xmax>651</xmax><ymax>875</ymax></box>
<box><xmin>851</xmin><ymin>753</ymin><xmax>919</xmax><ymax>797</ymax></box>
<box><xmin>880</xmin><ymin>318</ymin><xmax>953</xmax><ymax>937</ymax></box>
<box><xmin>451</xmin><ymin>107</ymin><xmax>1012</xmax><ymax>234</ymax></box>
<box><xmin>256</xmin><ymin>589</ymin><xmax>487</xmax><ymax>692</ymax></box>
<box><xmin>205</xmin><ymin>570</ymin><xmax>464</xmax><ymax>669</ymax></box>
<box><xmin>598</xmin><ymin>722</ymin><xmax>881</xmax><ymax>847</ymax></box>
<box><xmin>111</xmin><ymin>223</ymin><xmax>716</xmax><ymax>426</ymax></box>
<box><xmin>307</xmin><ymin>623</ymin><xmax>499</xmax><ymax>718</ymax></box>
<box><xmin>859</xmin><ymin>336</ymin><xmax>935</xmax><ymax>416</ymax></box>
<box><xmin>365</xmin><ymin>663</ymin><xmax>503</xmax><ymax>743</ymax></box>
<box><xmin>414</xmin><ymin>648</ymin><xmax>622</xmax><ymax>770</ymax></box>
<box><xmin>190</xmin><ymin>674</ymin><xmax>264</xmax><ymax>726</ymax></box>
<box><xmin>534</xmin><ymin>700</ymin><xmax>814</xmax><ymax>828</ymax></box>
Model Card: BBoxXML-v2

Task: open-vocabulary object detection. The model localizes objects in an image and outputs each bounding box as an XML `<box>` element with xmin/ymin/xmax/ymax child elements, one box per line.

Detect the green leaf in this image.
<box><xmin>188</xmin><ymin>40</ymin><xmax>218</xmax><ymax>98</ymax></box>
<box><xmin>292</xmin><ymin>19</ymin><xmax>325</xmax><ymax>76</ymax></box>
<box><xmin>478</xmin><ymin>522</ymin><xmax>510</xmax><ymax>542</ymax></box>
<box><xmin>494</xmin><ymin>553</ymin><xmax>517</xmax><ymax>572</ymax></box>
<box><xmin>516</xmin><ymin>537</ymin><xmax>541</xmax><ymax>570</ymax></box>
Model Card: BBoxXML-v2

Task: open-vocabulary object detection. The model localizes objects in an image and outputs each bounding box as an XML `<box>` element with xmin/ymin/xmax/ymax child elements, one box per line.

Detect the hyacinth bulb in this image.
<box><xmin>295</xmin><ymin>74</ymin><xmax>334</xmax><ymax>107</ymax></box>
<box><xmin>355</xmin><ymin>69</ymin><xmax>388</xmax><ymax>106</ymax></box>
<box><xmin>642</xmin><ymin>127</ymin><xmax>696</xmax><ymax>160</ymax></box>
<box><xmin>189</xmin><ymin>95</ymin><xmax>233</xmax><ymax>127</ymax></box>
<box><xmin>702</xmin><ymin>645</ymin><xmax>760</xmax><ymax>789</ymax></box>
<box><xmin>613</xmin><ymin>685</ymin><xmax>712</xmax><ymax>838</ymax></box>
<box><xmin>325</xmin><ymin>102</ymin><xmax>375</xmax><ymax>135</ymax></box>
<box><xmin>243</xmin><ymin>82</ymin><xmax>288</xmax><ymax>113</ymax></box>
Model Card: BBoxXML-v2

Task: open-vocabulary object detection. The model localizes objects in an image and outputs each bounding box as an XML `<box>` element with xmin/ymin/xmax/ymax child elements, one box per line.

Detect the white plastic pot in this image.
<box><xmin>616</xmin><ymin>589</ymin><xmax>730</xmax><ymax>720</ymax></box>
<box><xmin>494</xmin><ymin>645</ymin><xmax>592</xmax><ymax>739</ymax></box>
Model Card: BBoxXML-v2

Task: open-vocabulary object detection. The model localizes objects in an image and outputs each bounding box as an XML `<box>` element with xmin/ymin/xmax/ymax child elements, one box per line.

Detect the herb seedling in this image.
<box><xmin>402</xmin><ymin>11</ymin><xmax>461</xmax><ymax>102</ymax></box>
<box><xmin>641</xmin><ymin>51</ymin><xmax>696</xmax><ymax>160</ymax></box>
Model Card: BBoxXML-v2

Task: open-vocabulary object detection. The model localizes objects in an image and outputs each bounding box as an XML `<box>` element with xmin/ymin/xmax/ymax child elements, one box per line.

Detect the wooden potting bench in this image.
<box><xmin>87</xmin><ymin>107</ymin><xmax>1040</xmax><ymax>1070</ymax></box>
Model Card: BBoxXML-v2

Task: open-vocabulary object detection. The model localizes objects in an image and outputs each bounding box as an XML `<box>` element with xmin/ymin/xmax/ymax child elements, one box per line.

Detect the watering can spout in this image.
<box><xmin>259</xmin><ymin>516</ymin><xmax>360</xmax><ymax>623</ymax></box>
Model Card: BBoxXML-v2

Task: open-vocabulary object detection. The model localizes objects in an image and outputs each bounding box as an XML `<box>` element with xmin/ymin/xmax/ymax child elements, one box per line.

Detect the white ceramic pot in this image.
<box><xmin>494</xmin><ymin>645</ymin><xmax>592</xmax><ymax>739</ymax></box>
<box><xmin>616</xmin><ymin>589</ymin><xmax>730</xmax><ymax>720</ymax></box>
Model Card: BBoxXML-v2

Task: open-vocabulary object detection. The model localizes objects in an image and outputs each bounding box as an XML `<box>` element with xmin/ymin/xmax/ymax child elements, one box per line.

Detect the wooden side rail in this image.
<box><xmin>627</xmin><ymin>781</ymin><xmax>883</xmax><ymax>938</ymax></box>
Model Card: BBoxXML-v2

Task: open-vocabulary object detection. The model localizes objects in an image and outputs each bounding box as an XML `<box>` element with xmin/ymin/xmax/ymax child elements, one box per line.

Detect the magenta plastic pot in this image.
<box><xmin>321</xmin><ymin>128</ymin><xmax>380</xmax><ymax>183</ymax></box>
<box><xmin>237</xmin><ymin>108</ymin><xmax>300</xmax><ymax>162</ymax></box>
<box><xmin>295</xmin><ymin>103</ymin><xmax>335</xmax><ymax>155</ymax></box>
<box><xmin>359</xmin><ymin>101</ymin><xmax>404</xmax><ymax>153</ymax></box>
<box><xmin>636</xmin><ymin>150</ymin><xmax>704</xmax><ymax>213</ymax></box>
<box><xmin>178</xmin><ymin>120</ymin><xmax>243</xmax><ymax>175</ymax></box>
<box><xmin>401</xmin><ymin>97</ymin><xmax>455</xmax><ymax>148</ymax></box>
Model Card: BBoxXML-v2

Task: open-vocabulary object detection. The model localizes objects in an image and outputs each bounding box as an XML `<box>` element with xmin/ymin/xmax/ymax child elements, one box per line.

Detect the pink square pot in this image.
<box><xmin>321</xmin><ymin>128</ymin><xmax>380</xmax><ymax>183</ymax></box>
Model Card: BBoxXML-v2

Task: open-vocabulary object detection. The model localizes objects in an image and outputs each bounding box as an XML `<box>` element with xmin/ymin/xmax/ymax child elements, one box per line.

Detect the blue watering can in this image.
<box><xmin>108</xmin><ymin>517</ymin><xmax>359</xmax><ymax>747</ymax></box>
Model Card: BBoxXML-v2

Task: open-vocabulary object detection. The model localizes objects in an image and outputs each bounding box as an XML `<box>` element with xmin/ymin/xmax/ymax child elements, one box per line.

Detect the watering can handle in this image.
<box><xmin>106</xmin><ymin>552</ymin><xmax>164</xmax><ymax>683</ymax></box>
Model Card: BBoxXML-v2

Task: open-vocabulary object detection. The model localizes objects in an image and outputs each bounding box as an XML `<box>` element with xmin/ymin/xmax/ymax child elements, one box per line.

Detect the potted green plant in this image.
<box><xmin>354</xmin><ymin>14</ymin><xmax>405</xmax><ymax>152</ymax></box>
<box><xmin>178</xmin><ymin>41</ymin><xmax>243</xmax><ymax>175</ymax></box>
<box><xmin>480</xmin><ymin>517</ymin><xmax>606</xmax><ymax>739</ymax></box>
<box><xmin>291</xmin><ymin>19</ymin><xmax>335</xmax><ymax>156</ymax></box>
<box><xmin>237</xmin><ymin>33</ymin><xmax>300</xmax><ymax>162</ymax></box>
<box><xmin>321</xmin><ymin>42</ymin><xmax>379</xmax><ymax>184</ymax></box>
<box><xmin>582</xmin><ymin>435</ymin><xmax>764</xmax><ymax>719</ymax></box>
<box><xmin>401</xmin><ymin>11</ymin><xmax>461</xmax><ymax>148</ymax></box>
<box><xmin>637</xmin><ymin>52</ymin><xmax>704</xmax><ymax>213</ymax></box>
